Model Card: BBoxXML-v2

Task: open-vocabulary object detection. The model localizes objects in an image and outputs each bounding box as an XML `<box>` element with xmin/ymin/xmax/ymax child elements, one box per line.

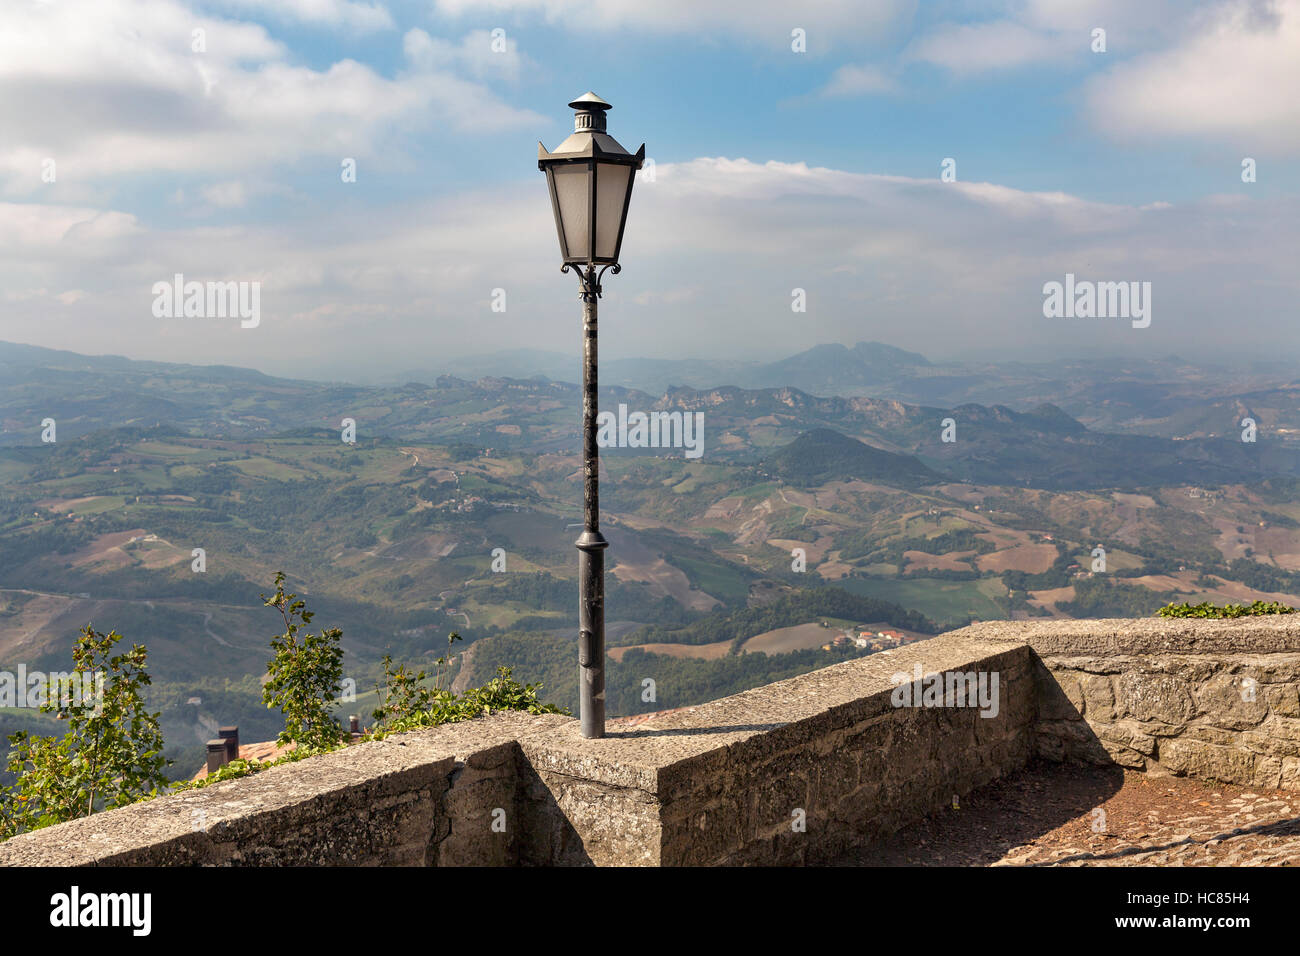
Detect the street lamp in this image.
<box><xmin>539</xmin><ymin>92</ymin><xmax>644</xmax><ymax>739</ymax></box>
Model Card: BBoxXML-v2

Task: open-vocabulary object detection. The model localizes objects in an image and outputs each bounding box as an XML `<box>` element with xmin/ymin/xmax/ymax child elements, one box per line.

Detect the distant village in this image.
<box><xmin>819</xmin><ymin>623</ymin><xmax>912</xmax><ymax>653</ymax></box>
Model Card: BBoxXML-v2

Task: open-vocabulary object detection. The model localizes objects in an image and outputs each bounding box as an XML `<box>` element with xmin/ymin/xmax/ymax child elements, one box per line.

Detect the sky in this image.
<box><xmin>0</xmin><ymin>0</ymin><xmax>1297</xmax><ymax>381</ymax></box>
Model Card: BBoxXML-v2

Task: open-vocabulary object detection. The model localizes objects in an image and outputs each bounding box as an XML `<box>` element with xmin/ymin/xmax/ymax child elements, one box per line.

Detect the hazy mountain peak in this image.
<box><xmin>1025</xmin><ymin>403</ymin><xmax>1087</xmax><ymax>434</ymax></box>
<box><xmin>850</xmin><ymin>341</ymin><xmax>931</xmax><ymax>366</ymax></box>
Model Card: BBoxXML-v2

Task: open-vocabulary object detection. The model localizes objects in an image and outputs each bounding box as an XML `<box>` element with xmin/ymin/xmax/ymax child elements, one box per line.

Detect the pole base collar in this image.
<box><xmin>575</xmin><ymin>530</ymin><xmax>609</xmax><ymax>551</ymax></box>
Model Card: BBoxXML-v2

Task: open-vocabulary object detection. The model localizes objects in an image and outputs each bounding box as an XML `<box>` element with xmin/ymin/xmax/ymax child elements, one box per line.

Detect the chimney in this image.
<box><xmin>218</xmin><ymin>725</ymin><xmax>239</xmax><ymax>763</ymax></box>
<box><xmin>206</xmin><ymin>739</ymin><xmax>229</xmax><ymax>774</ymax></box>
<box><xmin>349</xmin><ymin>715</ymin><xmax>360</xmax><ymax>738</ymax></box>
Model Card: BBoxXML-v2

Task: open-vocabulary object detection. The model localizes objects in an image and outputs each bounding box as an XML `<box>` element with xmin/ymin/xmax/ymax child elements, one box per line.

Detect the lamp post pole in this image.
<box><xmin>576</xmin><ymin>264</ymin><xmax>607</xmax><ymax>738</ymax></box>
<box><xmin>537</xmin><ymin>92</ymin><xmax>643</xmax><ymax>739</ymax></box>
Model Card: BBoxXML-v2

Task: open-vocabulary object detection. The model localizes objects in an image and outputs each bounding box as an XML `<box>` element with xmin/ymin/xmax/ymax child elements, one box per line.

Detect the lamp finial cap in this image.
<box><xmin>569</xmin><ymin>91</ymin><xmax>611</xmax><ymax>132</ymax></box>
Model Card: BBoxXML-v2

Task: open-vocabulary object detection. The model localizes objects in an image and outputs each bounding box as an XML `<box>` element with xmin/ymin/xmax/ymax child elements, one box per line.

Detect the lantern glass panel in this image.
<box><xmin>551</xmin><ymin>164</ymin><xmax>590</xmax><ymax>260</ymax></box>
<box><xmin>594</xmin><ymin>162</ymin><xmax>632</xmax><ymax>261</ymax></box>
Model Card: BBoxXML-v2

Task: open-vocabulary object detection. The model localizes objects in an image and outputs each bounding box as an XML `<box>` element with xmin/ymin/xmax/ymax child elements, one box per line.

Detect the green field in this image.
<box><xmin>837</xmin><ymin>576</ymin><xmax>1007</xmax><ymax>627</ymax></box>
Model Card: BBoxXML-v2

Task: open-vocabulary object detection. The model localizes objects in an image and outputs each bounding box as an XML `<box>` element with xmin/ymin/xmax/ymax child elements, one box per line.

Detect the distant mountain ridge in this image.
<box><xmin>391</xmin><ymin>340</ymin><xmax>1300</xmax><ymax>444</ymax></box>
<box><xmin>0</xmin><ymin>340</ymin><xmax>280</xmax><ymax>385</ymax></box>
<box><xmin>9</xmin><ymin>338</ymin><xmax>1299</xmax><ymax>447</ymax></box>
<box><xmin>757</xmin><ymin>342</ymin><xmax>930</xmax><ymax>395</ymax></box>
<box><xmin>764</xmin><ymin>428</ymin><xmax>942</xmax><ymax>488</ymax></box>
<box><xmin>2</xmin><ymin>340</ymin><xmax>1299</xmax><ymax>490</ymax></box>
<box><xmin>397</xmin><ymin>340</ymin><xmax>929</xmax><ymax>394</ymax></box>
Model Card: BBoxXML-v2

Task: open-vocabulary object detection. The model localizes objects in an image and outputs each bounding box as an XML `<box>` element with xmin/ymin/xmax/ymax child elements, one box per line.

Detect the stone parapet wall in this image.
<box><xmin>3</xmin><ymin>618</ymin><xmax>1298</xmax><ymax>866</ymax></box>
<box><xmin>0</xmin><ymin>712</ymin><xmax>570</xmax><ymax>867</ymax></box>
<box><xmin>957</xmin><ymin>619</ymin><xmax>1300</xmax><ymax>791</ymax></box>
<box><xmin>519</xmin><ymin>634</ymin><xmax>1034</xmax><ymax>865</ymax></box>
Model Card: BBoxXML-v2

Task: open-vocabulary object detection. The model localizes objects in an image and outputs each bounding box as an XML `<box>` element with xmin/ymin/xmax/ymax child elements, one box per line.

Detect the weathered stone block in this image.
<box><xmin>1240</xmin><ymin>729</ymin><xmax>1300</xmax><ymax>758</ymax></box>
<box><xmin>1281</xmin><ymin>756</ymin><xmax>1300</xmax><ymax>789</ymax></box>
<box><xmin>1098</xmin><ymin>720</ymin><xmax>1156</xmax><ymax>756</ymax></box>
<box><xmin>1080</xmin><ymin>674</ymin><xmax>1115</xmax><ymax>721</ymax></box>
<box><xmin>1158</xmin><ymin>738</ymin><xmax>1256</xmax><ymax>786</ymax></box>
<box><xmin>1117</xmin><ymin>671</ymin><xmax>1196</xmax><ymax>724</ymax></box>
<box><xmin>1266</xmin><ymin>683</ymin><xmax>1300</xmax><ymax>717</ymax></box>
<box><xmin>664</xmin><ymin>798</ymin><xmax>750</xmax><ymax>866</ymax></box>
<box><xmin>532</xmin><ymin>771</ymin><xmax>661</xmax><ymax>867</ymax></box>
<box><xmin>745</xmin><ymin>767</ymin><xmax>810</xmax><ymax>838</ymax></box>
<box><xmin>1195</xmin><ymin>671</ymin><xmax>1269</xmax><ymax>729</ymax></box>
<box><xmin>1252</xmin><ymin>756</ymin><xmax>1283</xmax><ymax>789</ymax></box>
<box><xmin>1263</xmin><ymin>715</ymin><xmax>1300</xmax><ymax>742</ymax></box>
<box><xmin>1038</xmin><ymin>668</ymin><xmax>1084</xmax><ymax>720</ymax></box>
<box><xmin>1098</xmin><ymin>738</ymin><xmax>1147</xmax><ymax>769</ymax></box>
<box><xmin>1184</xmin><ymin>724</ymin><xmax>1242</xmax><ymax>747</ymax></box>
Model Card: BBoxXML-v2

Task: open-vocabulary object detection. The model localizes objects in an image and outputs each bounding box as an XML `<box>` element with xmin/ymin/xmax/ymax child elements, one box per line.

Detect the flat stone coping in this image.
<box><xmin>952</xmin><ymin>617</ymin><xmax>1300</xmax><ymax>657</ymax></box>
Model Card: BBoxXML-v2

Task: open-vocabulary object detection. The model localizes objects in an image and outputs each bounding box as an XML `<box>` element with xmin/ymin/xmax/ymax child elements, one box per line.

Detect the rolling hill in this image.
<box><xmin>763</xmin><ymin>428</ymin><xmax>942</xmax><ymax>488</ymax></box>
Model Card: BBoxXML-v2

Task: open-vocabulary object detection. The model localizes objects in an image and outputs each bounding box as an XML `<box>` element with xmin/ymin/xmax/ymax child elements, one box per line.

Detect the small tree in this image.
<box><xmin>0</xmin><ymin>626</ymin><xmax>168</xmax><ymax>838</ymax></box>
<box><xmin>261</xmin><ymin>572</ymin><xmax>346</xmax><ymax>749</ymax></box>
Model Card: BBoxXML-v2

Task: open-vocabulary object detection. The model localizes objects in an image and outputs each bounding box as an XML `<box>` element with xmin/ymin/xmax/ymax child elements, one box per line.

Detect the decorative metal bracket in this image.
<box><xmin>563</xmin><ymin>262</ymin><xmax>621</xmax><ymax>300</ymax></box>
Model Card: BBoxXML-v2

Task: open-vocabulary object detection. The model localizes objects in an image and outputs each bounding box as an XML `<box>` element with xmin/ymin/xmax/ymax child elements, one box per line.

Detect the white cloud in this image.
<box><xmin>820</xmin><ymin>63</ymin><xmax>896</xmax><ymax>97</ymax></box>
<box><xmin>1</xmin><ymin>157</ymin><xmax>1293</xmax><ymax>374</ymax></box>
<box><xmin>1084</xmin><ymin>0</ymin><xmax>1300</xmax><ymax>153</ymax></box>
<box><xmin>0</xmin><ymin>203</ymin><xmax>141</xmax><ymax>255</ymax></box>
<box><xmin>403</xmin><ymin>27</ymin><xmax>533</xmax><ymax>83</ymax></box>
<box><xmin>200</xmin><ymin>181</ymin><xmax>249</xmax><ymax>208</ymax></box>
<box><xmin>905</xmin><ymin>19</ymin><xmax>1076</xmax><ymax>72</ymax></box>
<box><xmin>0</xmin><ymin>0</ymin><xmax>542</xmax><ymax>192</ymax></box>
<box><xmin>902</xmin><ymin>1</ymin><xmax>1195</xmax><ymax>75</ymax></box>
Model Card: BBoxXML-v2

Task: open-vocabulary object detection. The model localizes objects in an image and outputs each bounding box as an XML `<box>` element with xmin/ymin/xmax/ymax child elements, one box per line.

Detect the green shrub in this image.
<box><xmin>371</xmin><ymin>632</ymin><xmax>461</xmax><ymax>728</ymax></box>
<box><xmin>0</xmin><ymin>576</ymin><xmax>562</xmax><ymax>837</ymax></box>
<box><xmin>1156</xmin><ymin>600</ymin><xmax>1295</xmax><ymax>619</ymax></box>
<box><xmin>0</xmin><ymin>626</ymin><xmax>169</xmax><ymax>838</ymax></box>
<box><xmin>379</xmin><ymin>666</ymin><xmax>564</xmax><ymax>733</ymax></box>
